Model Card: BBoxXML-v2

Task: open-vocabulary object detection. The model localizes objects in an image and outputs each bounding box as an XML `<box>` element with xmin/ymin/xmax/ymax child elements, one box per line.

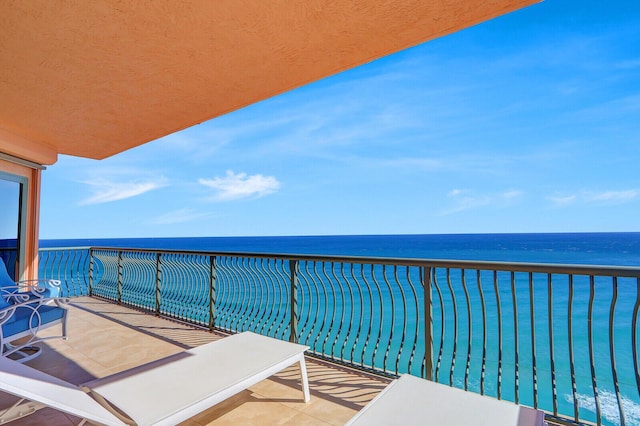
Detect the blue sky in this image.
<box><xmin>40</xmin><ymin>0</ymin><xmax>640</xmax><ymax>239</ymax></box>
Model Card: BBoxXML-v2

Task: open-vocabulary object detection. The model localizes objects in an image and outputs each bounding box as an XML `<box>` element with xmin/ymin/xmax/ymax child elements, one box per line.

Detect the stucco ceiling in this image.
<box><xmin>0</xmin><ymin>0</ymin><xmax>538</xmax><ymax>165</ymax></box>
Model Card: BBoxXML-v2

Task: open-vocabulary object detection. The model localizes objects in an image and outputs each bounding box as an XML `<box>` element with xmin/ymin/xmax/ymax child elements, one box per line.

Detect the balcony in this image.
<box><xmin>2</xmin><ymin>246</ymin><xmax>639</xmax><ymax>425</ymax></box>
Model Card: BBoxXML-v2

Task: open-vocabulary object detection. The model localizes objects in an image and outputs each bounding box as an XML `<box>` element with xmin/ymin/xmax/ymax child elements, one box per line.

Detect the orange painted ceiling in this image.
<box><xmin>0</xmin><ymin>0</ymin><xmax>537</xmax><ymax>165</ymax></box>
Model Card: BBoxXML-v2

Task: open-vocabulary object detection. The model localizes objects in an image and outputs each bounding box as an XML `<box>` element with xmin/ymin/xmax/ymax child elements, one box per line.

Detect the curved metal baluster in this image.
<box><xmin>54</xmin><ymin>250</ymin><xmax>62</xmax><ymax>285</ymax></box>
<box><xmin>381</xmin><ymin>265</ymin><xmax>396</xmax><ymax>374</ymax></box>
<box><xmin>493</xmin><ymin>271</ymin><xmax>503</xmax><ymax>399</ymax></box>
<box><xmin>271</xmin><ymin>258</ymin><xmax>290</xmax><ymax>340</ymax></box>
<box><xmin>633</xmin><ymin>278</ymin><xmax>640</xmax><ymax>414</ymax></box>
<box><xmin>230</xmin><ymin>257</ymin><xmax>249</xmax><ymax>332</ymax></box>
<box><xmin>240</xmin><ymin>258</ymin><xmax>260</xmax><ymax>331</ymax></box>
<box><xmin>477</xmin><ymin>270</ymin><xmax>487</xmax><ymax>395</ymax></box>
<box><xmin>298</xmin><ymin>261</ymin><xmax>318</xmax><ymax>344</ymax></box>
<box><xmin>253</xmin><ymin>257</ymin><xmax>269</xmax><ymax>331</ymax></box>
<box><xmin>370</xmin><ymin>264</ymin><xmax>385</xmax><ymax>371</ymax></box>
<box><xmin>329</xmin><ymin>262</ymin><xmax>346</xmax><ymax>360</ymax></box>
<box><xmin>237</xmin><ymin>257</ymin><xmax>255</xmax><ymax>332</ymax></box>
<box><xmin>360</xmin><ymin>263</ymin><xmax>378</xmax><ymax>369</ymax></box>
<box><xmin>609</xmin><ymin>276</ymin><xmax>626</xmax><ymax>426</ymax></box>
<box><xmin>511</xmin><ymin>271</ymin><xmax>520</xmax><ymax>405</ymax></box>
<box><xmin>224</xmin><ymin>256</ymin><xmax>242</xmax><ymax>332</ymax></box>
<box><xmin>254</xmin><ymin>258</ymin><xmax>271</xmax><ymax>333</ymax></box>
<box><xmin>265</xmin><ymin>259</ymin><xmax>283</xmax><ymax>338</ymax></box>
<box><xmin>260</xmin><ymin>259</ymin><xmax>278</xmax><ymax>336</ymax></box>
<box><xmin>187</xmin><ymin>254</ymin><xmax>208</xmax><ymax>323</ymax></box>
<box><xmin>548</xmin><ymin>273</ymin><xmax>557</xmax><ymax>417</ymax></box>
<box><xmin>433</xmin><ymin>269</ymin><xmax>445</xmax><ymax>383</ymax></box>
<box><xmin>320</xmin><ymin>262</ymin><xmax>339</xmax><ymax>357</ymax></box>
<box><xmin>587</xmin><ymin>275</ymin><xmax>602</xmax><ymax>425</ymax></box>
<box><xmin>567</xmin><ymin>274</ymin><xmax>578</xmax><ymax>422</ymax></box>
<box><xmin>631</xmin><ymin>278</ymin><xmax>640</xmax><ymax>414</ymax></box>
<box><xmin>529</xmin><ymin>272</ymin><xmax>538</xmax><ymax>409</ymax></box>
<box><xmin>305</xmin><ymin>261</ymin><xmax>321</xmax><ymax>351</ymax></box>
<box><xmin>215</xmin><ymin>256</ymin><xmax>233</xmax><ymax>330</ymax></box>
<box><xmin>393</xmin><ymin>266</ymin><xmax>410</xmax><ymax>375</ymax></box>
<box><xmin>349</xmin><ymin>263</ymin><xmax>365</xmax><ymax>364</ymax></box>
<box><xmin>296</xmin><ymin>261</ymin><xmax>310</xmax><ymax>341</ymax></box>
<box><xmin>309</xmin><ymin>261</ymin><xmax>328</xmax><ymax>352</ymax></box>
<box><xmin>405</xmin><ymin>266</ymin><xmax>420</xmax><ymax>375</ymax></box>
<box><xmin>339</xmin><ymin>263</ymin><xmax>356</xmax><ymax>362</ymax></box>
<box><xmin>446</xmin><ymin>268</ymin><xmax>458</xmax><ymax>387</ymax></box>
<box><xmin>461</xmin><ymin>269</ymin><xmax>472</xmax><ymax>391</ymax></box>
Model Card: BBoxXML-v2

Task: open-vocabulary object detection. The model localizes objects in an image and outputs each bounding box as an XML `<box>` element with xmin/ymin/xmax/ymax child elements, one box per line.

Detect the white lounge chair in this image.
<box><xmin>346</xmin><ymin>374</ymin><xmax>546</xmax><ymax>426</ymax></box>
<box><xmin>0</xmin><ymin>331</ymin><xmax>310</xmax><ymax>425</ymax></box>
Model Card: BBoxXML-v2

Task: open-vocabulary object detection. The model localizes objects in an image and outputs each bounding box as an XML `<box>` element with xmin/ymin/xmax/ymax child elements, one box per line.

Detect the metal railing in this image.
<box><xmin>38</xmin><ymin>247</ymin><xmax>91</xmax><ymax>297</ymax></box>
<box><xmin>38</xmin><ymin>246</ymin><xmax>640</xmax><ymax>426</ymax></box>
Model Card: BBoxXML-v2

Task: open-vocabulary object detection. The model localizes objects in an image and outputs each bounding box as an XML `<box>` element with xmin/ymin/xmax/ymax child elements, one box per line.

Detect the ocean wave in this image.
<box><xmin>566</xmin><ymin>391</ymin><xmax>640</xmax><ymax>426</ymax></box>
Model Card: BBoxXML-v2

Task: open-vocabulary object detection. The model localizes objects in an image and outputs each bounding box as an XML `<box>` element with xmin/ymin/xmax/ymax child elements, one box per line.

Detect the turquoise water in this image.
<box><xmin>41</xmin><ymin>233</ymin><xmax>640</xmax><ymax>424</ymax></box>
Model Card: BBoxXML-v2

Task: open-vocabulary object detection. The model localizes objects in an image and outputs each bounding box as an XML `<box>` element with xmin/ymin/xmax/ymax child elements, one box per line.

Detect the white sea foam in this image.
<box><xmin>566</xmin><ymin>391</ymin><xmax>640</xmax><ymax>426</ymax></box>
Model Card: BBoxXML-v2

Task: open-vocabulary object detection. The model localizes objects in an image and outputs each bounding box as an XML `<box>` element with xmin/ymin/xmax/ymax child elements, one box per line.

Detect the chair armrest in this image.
<box><xmin>16</xmin><ymin>279</ymin><xmax>62</xmax><ymax>297</ymax></box>
<box><xmin>1</xmin><ymin>284</ymin><xmax>68</xmax><ymax>306</ymax></box>
<box><xmin>4</xmin><ymin>279</ymin><xmax>63</xmax><ymax>301</ymax></box>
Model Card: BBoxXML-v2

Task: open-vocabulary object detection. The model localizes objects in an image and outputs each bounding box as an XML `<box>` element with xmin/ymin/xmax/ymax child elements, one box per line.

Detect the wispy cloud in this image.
<box><xmin>584</xmin><ymin>190</ymin><xmax>639</xmax><ymax>203</ymax></box>
<box><xmin>78</xmin><ymin>177</ymin><xmax>167</xmax><ymax>205</ymax></box>
<box><xmin>547</xmin><ymin>194</ymin><xmax>578</xmax><ymax>206</ymax></box>
<box><xmin>152</xmin><ymin>208</ymin><xmax>213</xmax><ymax>225</ymax></box>
<box><xmin>441</xmin><ymin>189</ymin><xmax>523</xmax><ymax>215</ymax></box>
<box><xmin>501</xmin><ymin>190</ymin><xmax>524</xmax><ymax>200</ymax></box>
<box><xmin>548</xmin><ymin>190</ymin><xmax>639</xmax><ymax>207</ymax></box>
<box><xmin>199</xmin><ymin>171</ymin><xmax>280</xmax><ymax>201</ymax></box>
<box><xmin>442</xmin><ymin>189</ymin><xmax>491</xmax><ymax>214</ymax></box>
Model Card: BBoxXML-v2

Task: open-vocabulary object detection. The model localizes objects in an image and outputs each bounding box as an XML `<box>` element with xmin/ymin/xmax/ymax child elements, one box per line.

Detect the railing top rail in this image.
<box><xmin>39</xmin><ymin>246</ymin><xmax>92</xmax><ymax>251</ymax></box>
<box><xmin>88</xmin><ymin>246</ymin><xmax>640</xmax><ymax>278</ymax></box>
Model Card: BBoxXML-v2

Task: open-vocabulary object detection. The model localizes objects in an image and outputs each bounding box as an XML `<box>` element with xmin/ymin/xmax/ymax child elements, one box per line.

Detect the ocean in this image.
<box><xmin>41</xmin><ymin>232</ymin><xmax>640</xmax><ymax>266</ymax></box>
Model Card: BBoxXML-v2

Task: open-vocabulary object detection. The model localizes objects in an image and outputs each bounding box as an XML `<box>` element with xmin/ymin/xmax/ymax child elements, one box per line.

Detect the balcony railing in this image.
<box><xmin>38</xmin><ymin>246</ymin><xmax>640</xmax><ymax>426</ymax></box>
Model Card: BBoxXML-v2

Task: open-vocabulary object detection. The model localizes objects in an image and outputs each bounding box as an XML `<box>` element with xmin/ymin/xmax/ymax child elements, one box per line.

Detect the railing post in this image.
<box><xmin>289</xmin><ymin>259</ymin><xmax>299</xmax><ymax>343</ymax></box>
<box><xmin>155</xmin><ymin>253</ymin><xmax>162</xmax><ymax>316</ymax></box>
<box><xmin>88</xmin><ymin>248</ymin><xmax>94</xmax><ymax>297</ymax></box>
<box><xmin>423</xmin><ymin>266</ymin><xmax>433</xmax><ymax>380</ymax></box>
<box><xmin>209</xmin><ymin>256</ymin><xmax>217</xmax><ymax>332</ymax></box>
<box><xmin>117</xmin><ymin>250</ymin><xmax>123</xmax><ymax>304</ymax></box>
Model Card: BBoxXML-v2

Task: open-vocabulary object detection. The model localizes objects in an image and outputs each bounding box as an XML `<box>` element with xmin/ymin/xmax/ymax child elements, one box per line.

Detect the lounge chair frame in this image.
<box><xmin>0</xmin><ymin>331</ymin><xmax>310</xmax><ymax>425</ymax></box>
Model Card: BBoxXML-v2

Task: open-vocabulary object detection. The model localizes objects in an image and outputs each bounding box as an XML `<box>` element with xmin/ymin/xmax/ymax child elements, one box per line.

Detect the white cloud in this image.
<box><xmin>199</xmin><ymin>171</ymin><xmax>280</xmax><ymax>201</ymax></box>
<box><xmin>501</xmin><ymin>190</ymin><xmax>524</xmax><ymax>200</ymax></box>
<box><xmin>547</xmin><ymin>194</ymin><xmax>578</xmax><ymax>206</ymax></box>
<box><xmin>78</xmin><ymin>178</ymin><xmax>167</xmax><ymax>205</ymax></box>
<box><xmin>441</xmin><ymin>188</ymin><xmax>524</xmax><ymax>215</ymax></box>
<box><xmin>152</xmin><ymin>208</ymin><xmax>213</xmax><ymax>225</ymax></box>
<box><xmin>443</xmin><ymin>189</ymin><xmax>491</xmax><ymax>214</ymax></box>
<box><xmin>548</xmin><ymin>190</ymin><xmax>638</xmax><ymax>207</ymax></box>
<box><xmin>584</xmin><ymin>189</ymin><xmax>639</xmax><ymax>204</ymax></box>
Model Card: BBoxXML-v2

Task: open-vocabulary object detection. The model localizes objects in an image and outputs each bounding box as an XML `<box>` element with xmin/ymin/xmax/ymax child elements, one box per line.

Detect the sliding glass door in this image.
<box><xmin>0</xmin><ymin>173</ymin><xmax>26</xmax><ymax>280</ymax></box>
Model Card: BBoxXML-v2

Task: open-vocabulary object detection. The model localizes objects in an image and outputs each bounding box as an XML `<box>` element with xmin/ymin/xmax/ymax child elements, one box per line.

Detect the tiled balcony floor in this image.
<box><xmin>0</xmin><ymin>297</ymin><xmax>390</xmax><ymax>425</ymax></box>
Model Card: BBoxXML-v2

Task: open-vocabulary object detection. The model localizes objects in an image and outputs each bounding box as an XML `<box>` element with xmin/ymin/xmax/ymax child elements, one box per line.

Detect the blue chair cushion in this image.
<box><xmin>0</xmin><ymin>260</ymin><xmax>14</xmax><ymax>310</ymax></box>
<box><xmin>1</xmin><ymin>304</ymin><xmax>66</xmax><ymax>340</ymax></box>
